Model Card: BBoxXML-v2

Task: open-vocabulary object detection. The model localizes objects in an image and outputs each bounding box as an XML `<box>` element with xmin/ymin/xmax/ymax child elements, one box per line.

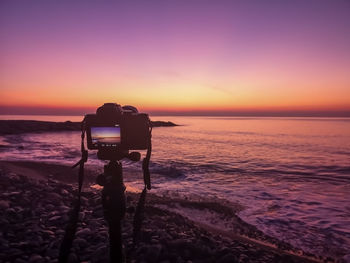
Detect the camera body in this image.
<box><xmin>84</xmin><ymin>103</ymin><xmax>151</xmax><ymax>157</ymax></box>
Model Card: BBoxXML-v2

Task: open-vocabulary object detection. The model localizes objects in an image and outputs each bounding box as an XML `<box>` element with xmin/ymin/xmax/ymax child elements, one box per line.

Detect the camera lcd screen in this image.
<box><xmin>91</xmin><ymin>126</ymin><xmax>121</xmax><ymax>147</ymax></box>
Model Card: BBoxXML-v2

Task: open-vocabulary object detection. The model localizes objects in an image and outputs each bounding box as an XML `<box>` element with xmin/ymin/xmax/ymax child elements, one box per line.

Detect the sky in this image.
<box><xmin>0</xmin><ymin>0</ymin><xmax>350</xmax><ymax>116</ymax></box>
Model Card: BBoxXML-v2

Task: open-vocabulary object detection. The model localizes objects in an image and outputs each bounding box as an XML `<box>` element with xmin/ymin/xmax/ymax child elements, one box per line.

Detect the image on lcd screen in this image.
<box><xmin>91</xmin><ymin>126</ymin><xmax>121</xmax><ymax>147</ymax></box>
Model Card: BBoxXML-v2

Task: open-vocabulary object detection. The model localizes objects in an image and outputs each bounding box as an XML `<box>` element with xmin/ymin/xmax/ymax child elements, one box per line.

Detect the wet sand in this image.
<box><xmin>0</xmin><ymin>160</ymin><xmax>328</xmax><ymax>262</ymax></box>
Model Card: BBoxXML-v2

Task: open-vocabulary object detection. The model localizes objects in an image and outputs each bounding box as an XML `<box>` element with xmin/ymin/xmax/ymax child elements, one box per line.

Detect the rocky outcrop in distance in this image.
<box><xmin>0</xmin><ymin>120</ymin><xmax>178</xmax><ymax>135</ymax></box>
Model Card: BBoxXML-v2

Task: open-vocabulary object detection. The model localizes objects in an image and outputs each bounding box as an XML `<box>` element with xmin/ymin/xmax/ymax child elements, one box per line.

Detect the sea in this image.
<box><xmin>0</xmin><ymin>115</ymin><xmax>349</xmax><ymax>259</ymax></box>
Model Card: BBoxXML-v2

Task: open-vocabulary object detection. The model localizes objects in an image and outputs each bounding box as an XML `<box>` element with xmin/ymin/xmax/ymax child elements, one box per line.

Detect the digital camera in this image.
<box><xmin>84</xmin><ymin>103</ymin><xmax>151</xmax><ymax>153</ymax></box>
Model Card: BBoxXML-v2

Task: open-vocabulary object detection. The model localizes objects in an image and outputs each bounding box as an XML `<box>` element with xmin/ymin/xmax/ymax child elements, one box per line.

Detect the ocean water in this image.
<box><xmin>1</xmin><ymin>115</ymin><xmax>350</xmax><ymax>258</ymax></box>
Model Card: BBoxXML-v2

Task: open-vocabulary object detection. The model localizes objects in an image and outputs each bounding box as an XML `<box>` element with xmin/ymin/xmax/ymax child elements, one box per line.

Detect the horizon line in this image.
<box><xmin>1</xmin><ymin>112</ymin><xmax>350</xmax><ymax>118</ymax></box>
<box><xmin>1</xmin><ymin>105</ymin><xmax>350</xmax><ymax>117</ymax></box>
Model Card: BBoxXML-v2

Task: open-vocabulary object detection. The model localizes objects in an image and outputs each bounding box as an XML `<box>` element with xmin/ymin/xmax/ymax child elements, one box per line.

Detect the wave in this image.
<box><xmin>137</xmin><ymin>162</ymin><xmax>186</xmax><ymax>178</ymax></box>
<box><xmin>1</xmin><ymin>132</ymin><xmax>349</xmax><ymax>185</ymax></box>
<box><xmin>149</xmin><ymin>159</ymin><xmax>350</xmax><ymax>183</ymax></box>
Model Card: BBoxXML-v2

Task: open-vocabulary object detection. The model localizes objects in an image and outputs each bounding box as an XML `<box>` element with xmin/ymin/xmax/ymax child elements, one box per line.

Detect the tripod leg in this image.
<box><xmin>109</xmin><ymin>221</ymin><xmax>123</xmax><ymax>262</ymax></box>
<box><xmin>102</xmin><ymin>160</ymin><xmax>126</xmax><ymax>263</ymax></box>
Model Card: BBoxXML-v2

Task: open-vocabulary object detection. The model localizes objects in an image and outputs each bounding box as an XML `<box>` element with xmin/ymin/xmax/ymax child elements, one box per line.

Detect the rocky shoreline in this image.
<box><xmin>0</xmin><ymin>120</ymin><xmax>177</xmax><ymax>135</ymax></box>
<box><xmin>0</xmin><ymin>161</ymin><xmax>328</xmax><ymax>263</ymax></box>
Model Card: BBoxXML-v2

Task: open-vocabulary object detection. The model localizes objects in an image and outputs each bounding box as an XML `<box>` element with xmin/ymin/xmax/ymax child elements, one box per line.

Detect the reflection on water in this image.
<box><xmin>1</xmin><ymin>116</ymin><xmax>350</xmax><ymax>258</ymax></box>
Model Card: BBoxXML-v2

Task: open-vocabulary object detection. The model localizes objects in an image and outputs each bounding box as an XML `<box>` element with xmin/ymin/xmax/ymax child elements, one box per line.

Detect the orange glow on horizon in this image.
<box><xmin>1</xmin><ymin>1</ymin><xmax>350</xmax><ymax>116</ymax></box>
<box><xmin>1</xmin><ymin>101</ymin><xmax>349</xmax><ymax>115</ymax></box>
<box><xmin>1</xmin><ymin>81</ymin><xmax>350</xmax><ymax>112</ymax></box>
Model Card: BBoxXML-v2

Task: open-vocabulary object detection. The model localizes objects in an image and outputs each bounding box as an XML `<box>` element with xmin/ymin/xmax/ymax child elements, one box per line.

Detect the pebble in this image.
<box><xmin>0</xmin><ymin>200</ymin><xmax>10</xmax><ymax>209</ymax></box>
<box><xmin>75</xmin><ymin>238</ymin><xmax>88</xmax><ymax>248</ymax></box>
<box><xmin>42</xmin><ymin>230</ymin><xmax>55</xmax><ymax>236</ymax></box>
<box><xmin>91</xmin><ymin>245</ymin><xmax>107</xmax><ymax>261</ymax></box>
<box><xmin>67</xmin><ymin>252</ymin><xmax>78</xmax><ymax>263</ymax></box>
<box><xmin>47</xmin><ymin>193</ymin><xmax>61</xmax><ymax>200</ymax></box>
<box><xmin>76</xmin><ymin>228</ymin><xmax>92</xmax><ymax>237</ymax></box>
<box><xmin>46</xmin><ymin>204</ymin><xmax>55</xmax><ymax>210</ymax></box>
<box><xmin>59</xmin><ymin>205</ymin><xmax>70</xmax><ymax>212</ymax></box>
<box><xmin>61</xmin><ymin>189</ymin><xmax>69</xmax><ymax>195</ymax></box>
<box><xmin>29</xmin><ymin>254</ymin><xmax>43</xmax><ymax>263</ymax></box>
<box><xmin>218</xmin><ymin>253</ymin><xmax>238</xmax><ymax>263</ymax></box>
<box><xmin>14</xmin><ymin>258</ymin><xmax>27</xmax><ymax>263</ymax></box>
<box><xmin>48</xmin><ymin>216</ymin><xmax>62</xmax><ymax>222</ymax></box>
<box><xmin>0</xmin><ymin>169</ymin><xmax>330</xmax><ymax>263</ymax></box>
<box><xmin>145</xmin><ymin>244</ymin><xmax>162</xmax><ymax>261</ymax></box>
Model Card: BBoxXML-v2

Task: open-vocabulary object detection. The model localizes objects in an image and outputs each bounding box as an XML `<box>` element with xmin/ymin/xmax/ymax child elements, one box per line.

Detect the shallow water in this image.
<box><xmin>1</xmin><ymin>115</ymin><xmax>350</xmax><ymax>258</ymax></box>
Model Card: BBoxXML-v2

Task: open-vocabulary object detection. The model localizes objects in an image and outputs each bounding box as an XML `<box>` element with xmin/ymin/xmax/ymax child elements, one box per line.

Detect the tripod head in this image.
<box><xmin>97</xmin><ymin>149</ymin><xmax>141</xmax><ymax>162</ymax></box>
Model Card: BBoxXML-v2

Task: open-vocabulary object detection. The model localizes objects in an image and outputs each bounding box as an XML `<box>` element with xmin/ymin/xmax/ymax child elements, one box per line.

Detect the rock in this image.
<box><xmin>44</xmin><ymin>256</ymin><xmax>52</xmax><ymax>262</ymax></box>
<box><xmin>67</xmin><ymin>252</ymin><xmax>78</xmax><ymax>263</ymax></box>
<box><xmin>3</xmin><ymin>191</ymin><xmax>21</xmax><ymax>197</ymax></box>
<box><xmin>75</xmin><ymin>238</ymin><xmax>88</xmax><ymax>248</ymax></box>
<box><xmin>8</xmin><ymin>173</ymin><xmax>20</xmax><ymax>181</ymax></box>
<box><xmin>91</xmin><ymin>245</ymin><xmax>107</xmax><ymax>261</ymax></box>
<box><xmin>14</xmin><ymin>206</ymin><xmax>25</xmax><ymax>213</ymax></box>
<box><xmin>48</xmin><ymin>216</ymin><xmax>62</xmax><ymax>222</ymax></box>
<box><xmin>6</xmin><ymin>207</ymin><xmax>17</xmax><ymax>217</ymax></box>
<box><xmin>45</xmin><ymin>248</ymin><xmax>58</xmax><ymax>258</ymax></box>
<box><xmin>0</xmin><ymin>166</ymin><xmax>328</xmax><ymax>263</ymax></box>
<box><xmin>150</xmin><ymin>237</ymin><xmax>159</xmax><ymax>244</ymax></box>
<box><xmin>14</xmin><ymin>258</ymin><xmax>28</xmax><ymax>263</ymax></box>
<box><xmin>0</xmin><ymin>217</ymin><xmax>9</xmax><ymax>225</ymax></box>
<box><xmin>56</xmin><ymin>229</ymin><xmax>65</xmax><ymax>235</ymax></box>
<box><xmin>61</xmin><ymin>189</ymin><xmax>69</xmax><ymax>195</ymax></box>
<box><xmin>151</xmin><ymin>121</ymin><xmax>178</xmax><ymax>127</ymax></box>
<box><xmin>29</xmin><ymin>254</ymin><xmax>43</xmax><ymax>263</ymax></box>
<box><xmin>42</xmin><ymin>230</ymin><xmax>55</xmax><ymax>236</ymax></box>
<box><xmin>59</xmin><ymin>205</ymin><xmax>70</xmax><ymax>212</ymax></box>
<box><xmin>80</xmin><ymin>196</ymin><xmax>88</xmax><ymax>205</ymax></box>
<box><xmin>218</xmin><ymin>253</ymin><xmax>238</xmax><ymax>263</ymax></box>
<box><xmin>238</xmin><ymin>254</ymin><xmax>249</xmax><ymax>263</ymax></box>
<box><xmin>46</xmin><ymin>204</ymin><xmax>55</xmax><ymax>210</ymax></box>
<box><xmin>145</xmin><ymin>244</ymin><xmax>162</xmax><ymax>261</ymax></box>
<box><xmin>343</xmin><ymin>254</ymin><xmax>350</xmax><ymax>263</ymax></box>
<box><xmin>0</xmin><ymin>200</ymin><xmax>10</xmax><ymax>209</ymax></box>
<box><xmin>9</xmin><ymin>248</ymin><xmax>24</xmax><ymax>257</ymax></box>
<box><xmin>126</xmin><ymin>206</ymin><xmax>135</xmax><ymax>214</ymax></box>
<box><xmin>76</xmin><ymin>228</ymin><xmax>92</xmax><ymax>237</ymax></box>
<box><xmin>167</xmin><ymin>239</ymin><xmax>191</xmax><ymax>251</ymax></box>
<box><xmin>47</xmin><ymin>193</ymin><xmax>61</xmax><ymax>201</ymax></box>
<box><xmin>36</xmin><ymin>235</ymin><xmax>44</xmax><ymax>244</ymax></box>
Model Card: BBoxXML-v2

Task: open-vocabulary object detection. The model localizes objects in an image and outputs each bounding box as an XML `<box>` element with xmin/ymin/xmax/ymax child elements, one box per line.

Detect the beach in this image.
<box><xmin>0</xmin><ymin>160</ymin><xmax>322</xmax><ymax>263</ymax></box>
<box><xmin>1</xmin><ymin>118</ymin><xmax>349</xmax><ymax>262</ymax></box>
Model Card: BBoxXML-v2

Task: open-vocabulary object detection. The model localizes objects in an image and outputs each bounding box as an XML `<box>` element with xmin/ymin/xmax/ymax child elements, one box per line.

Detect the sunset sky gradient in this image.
<box><xmin>1</xmin><ymin>0</ymin><xmax>350</xmax><ymax>116</ymax></box>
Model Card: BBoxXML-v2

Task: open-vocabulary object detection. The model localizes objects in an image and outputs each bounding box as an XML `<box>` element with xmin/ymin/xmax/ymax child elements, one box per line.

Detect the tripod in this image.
<box><xmin>97</xmin><ymin>160</ymin><xmax>126</xmax><ymax>262</ymax></box>
<box><xmin>60</xmin><ymin>150</ymin><xmax>149</xmax><ymax>263</ymax></box>
<box><xmin>59</xmin><ymin>114</ymin><xmax>152</xmax><ymax>263</ymax></box>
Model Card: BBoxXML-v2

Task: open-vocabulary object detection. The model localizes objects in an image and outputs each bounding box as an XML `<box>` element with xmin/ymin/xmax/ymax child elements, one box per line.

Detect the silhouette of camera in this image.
<box><xmin>84</xmin><ymin>103</ymin><xmax>151</xmax><ymax>160</ymax></box>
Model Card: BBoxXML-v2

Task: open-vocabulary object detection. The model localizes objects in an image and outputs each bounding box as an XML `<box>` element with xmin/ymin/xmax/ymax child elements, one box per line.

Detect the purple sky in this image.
<box><xmin>1</xmin><ymin>0</ymin><xmax>350</xmax><ymax>116</ymax></box>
